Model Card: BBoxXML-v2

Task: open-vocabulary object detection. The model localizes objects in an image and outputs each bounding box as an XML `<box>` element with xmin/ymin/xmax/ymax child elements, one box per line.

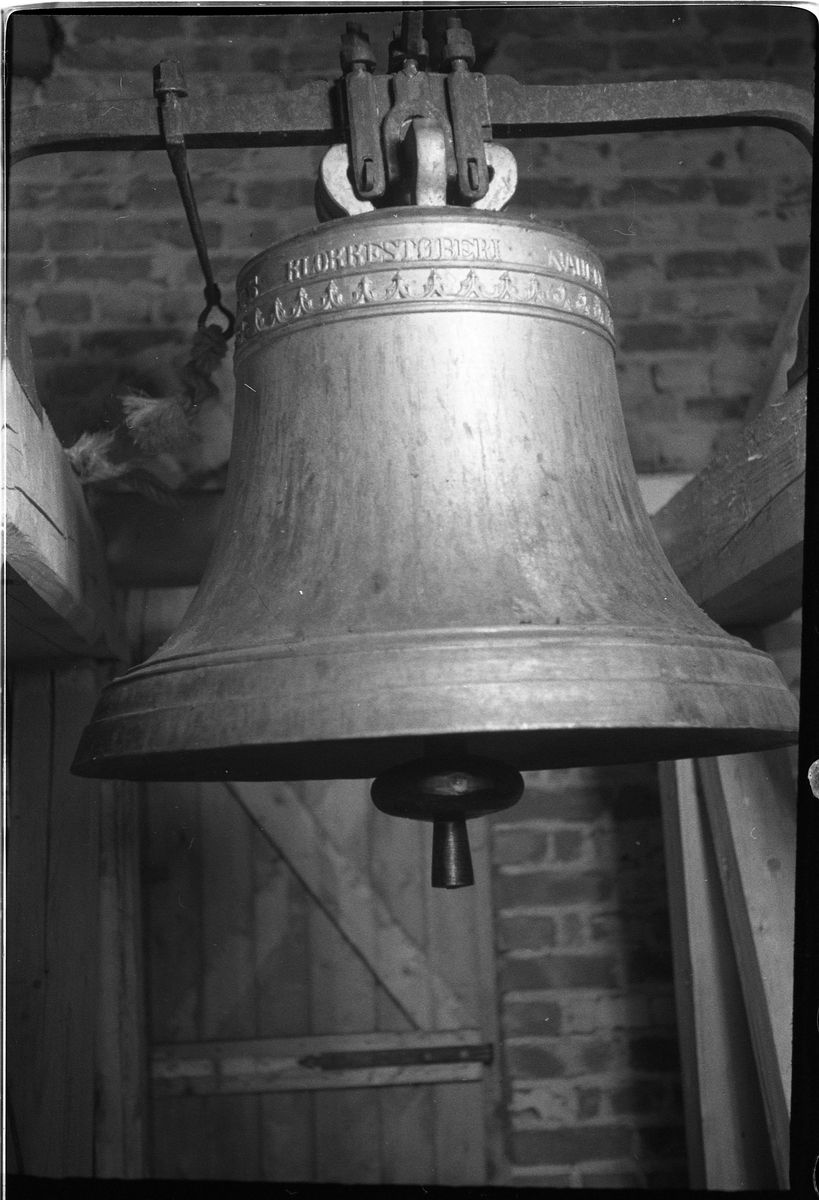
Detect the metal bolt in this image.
<box><xmin>808</xmin><ymin>759</ymin><xmax>819</xmax><ymax>798</ymax></box>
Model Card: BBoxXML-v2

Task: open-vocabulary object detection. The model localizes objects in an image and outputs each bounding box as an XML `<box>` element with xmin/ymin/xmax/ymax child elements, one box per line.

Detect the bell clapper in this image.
<box><xmin>371</xmin><ymin>744</ymin><xmax>524</xmax><ymax>889</ymax></box>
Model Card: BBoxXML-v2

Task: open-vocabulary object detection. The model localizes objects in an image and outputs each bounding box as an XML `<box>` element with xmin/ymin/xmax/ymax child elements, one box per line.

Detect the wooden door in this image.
<box><xmin>142</xmin><ymin>694</ymin><xmax>505</xmax><ymax>1184</ymax></box>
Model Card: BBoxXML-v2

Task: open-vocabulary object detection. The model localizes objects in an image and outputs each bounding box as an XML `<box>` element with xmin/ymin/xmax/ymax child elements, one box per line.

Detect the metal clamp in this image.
<box><xmin>339</xmin><ymin>23</ymin><xmax>385</xmax><ymax>201</ymax></box>
<box><xmin>382</xmin><ymin>65</ymin><xmax>456</xmax><ymax>194</ymax></box>
<box><xmin>444</xmin><ymin>19</ymin><xmax>491</xmax><ymax>202</ymax></box>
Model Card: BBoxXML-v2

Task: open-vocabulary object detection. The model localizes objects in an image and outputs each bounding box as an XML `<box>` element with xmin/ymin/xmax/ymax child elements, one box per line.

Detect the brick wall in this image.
<box><xmin>7</xmin><ymin>6</ymin><xmax>813</xmax><ymax>1188</ymax></box>
<box><xmin>493</xmin><ymin>765</ymin><xmax>687</xmax><ymax>1188</ymax></box>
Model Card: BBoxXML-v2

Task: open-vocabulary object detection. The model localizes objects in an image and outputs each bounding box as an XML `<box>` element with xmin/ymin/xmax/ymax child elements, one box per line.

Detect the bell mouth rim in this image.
<box><xmin>106</xmin><ymin>623</ymin><xmax>771</xmax><ymax>685</ymax></box>
<box><xmin>239</xmin><ymin>207</ymin><xmax>604</xmax><ymax>280</ymax></box>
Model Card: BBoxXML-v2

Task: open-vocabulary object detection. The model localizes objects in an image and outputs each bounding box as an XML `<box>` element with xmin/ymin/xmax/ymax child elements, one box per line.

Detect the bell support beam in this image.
<box><xmin>5</xmin><ymin>308</ymin><xmax>126</xmax><ymax>663</ymax></box>
<box><xmin>10</xmin><ymin>77</ymin><xmax>813</xmax><ymax>164</ymax></box>
<box><xmin>652</xmin><ymin>376</ymin><xmax>806</xmax><ymax>630</ymax></box>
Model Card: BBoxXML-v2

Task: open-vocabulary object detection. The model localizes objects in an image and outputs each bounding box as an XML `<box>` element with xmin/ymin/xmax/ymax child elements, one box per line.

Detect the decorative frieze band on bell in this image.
<box><xmin>234</xmin><ymin>211</ymin><xmax>615</xmax><ymax>350</ymax></box>
<box><xmin>236</xmin><ymin>263</ymin><xmax>615</xmax><ymax>349</ymax></box>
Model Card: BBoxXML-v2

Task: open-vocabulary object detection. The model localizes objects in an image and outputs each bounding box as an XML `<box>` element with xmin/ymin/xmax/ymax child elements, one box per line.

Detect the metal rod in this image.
<box><xmin>10</xmin><ymin>77</ymin><xmax>813</xmax><ymax>166</ymax></box>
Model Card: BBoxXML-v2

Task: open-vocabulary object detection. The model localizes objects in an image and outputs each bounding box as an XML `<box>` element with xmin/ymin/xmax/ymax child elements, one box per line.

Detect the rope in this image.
<box><xmin>180</xmin><ymin>322</ymin><xmax>232</xmax><ymax>414</ymax></box>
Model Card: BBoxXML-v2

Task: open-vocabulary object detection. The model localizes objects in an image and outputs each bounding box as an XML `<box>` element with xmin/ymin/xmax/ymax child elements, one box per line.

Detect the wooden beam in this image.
<box><xmin>651</xmin><ymin>378</ymin><xmax>806</xmax><ymax>628</ymax></box>
<box><xmin>658</xmin><ymin>760</ymin><xmax>779</xmax><ymax>1190</ymax></box>
<box><xmin>152</xmin><ymin>1030</ymin><xmax>488</xmax><ymax>1095</ymax></box>
<box><xmin>95</xmin><ymin>779</ymin><xmax>150</xmax><ymax>1178</ymax></box>
<box><xmin>5</xmin><ymin>359</ymin><xmax>126</xmax><ymax>662</ymax></box>
<box><xmin>697</xmin><ymin>753</ymin><xmax>795</xmax><ymax>1186</ymax></box>
<box><xmin>226</xmin><ymin>781</ymin><xmax>475</xmax><ymax>1032</ymax></box>
<box><xmin>7</xmin><ymin>664</ymin><xmax>104</xmax><ymax>1176</ymax></box>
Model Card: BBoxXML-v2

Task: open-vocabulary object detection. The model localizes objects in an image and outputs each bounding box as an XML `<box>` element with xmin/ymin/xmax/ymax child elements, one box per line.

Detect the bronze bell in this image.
<box><xmin>72</xmin><ymin>207</ymin><xmax>799</xmax><ymax>883</ymax></box>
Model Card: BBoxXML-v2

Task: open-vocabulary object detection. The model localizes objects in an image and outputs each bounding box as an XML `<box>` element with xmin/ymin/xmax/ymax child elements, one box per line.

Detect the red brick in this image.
<box><xmin>578</xmin><ymin>1038</ymin><xmax>616</xmax><ymax>1072</ymax></box>
<box><xmin>601</xmin><ymin>177</ymin><xmax>710</xmax><ymax>207</ymax></box>
<box><xmin>243</xmin><ymin>178</ymin><xmax>318</xmax><ymax>210</ymax></box>
<box><xmin>100</xmin><ymin>221</ymin><xmax>156</xmax><ymax>252</ymax></box>
<box><xmin>684</xmin><ymin>396</ymin><xmax>748</xmax><ymax>422</ymax></box>
<box><xmin>617</xmin><ymin>37</ymin><xmax>721</xmax><ymax>71</ymax></box>
<box><xmin>10</xmin><ymin>182</ymin><xmax>58</xmax><ymax>208</ymax></box>
<box><xmin>47</xmin><ymin>222</ymin><xmax>100</xmax><ymax>251</ymax></box>
<box><xmin>629</xmin><ymin>1037</ymin><xmax>681</xmax><ymax>1071</ymax></box>
<box><xmin>771</xmin><ymin>36</ymin><xmax>817</xmax><ymax>67</ymax></box>
<box><xmin>527</xmin><ymin>179</ymin><xmax>592</xmax><ymax>209</ymax></box>
<box><xmin>55</xmin><ymin>183</ymin><xmax>115</xmax><ymax>209</ymax></box>
<box><xmin>495</xmin><ymin>10</ymin><xmax>580</xmax><ymax>37</ymax></box>
<box><xmin>79</xmin><ymin>329</ymin><xmax>185</xmax><ymax>356</ymax></box>
<box><xmin>56</xmin><ymin>255</ymin><xmax>152</xmax><ymax>282</ymax></box>
<box><xmin>193</xmin><ymin>14</ymin><xmax>294</xmax><ymax>38</ymax></box>
<box><xmin>37</xmin><ymin>292</ymin><xmax>92</xmax><ymax>324</ymax></box>
<box><xmin>502</xmin><ymin>1000</ymin><xmax>562</xmax><ymax>1037</ymax></box>
<box><xmin>498</xmin><ymin>915</ymin><xmax>558</xmax><ymax>952</ymax></box>
<box><xmin>552</xmin><ymin>829</ymin><xmax>583</xmax><ymax>862</ymax></box>
<box><xmin>604</xmin><ymin>252</ymin><xmax>659</xmax><ymax>280</ymax></box>
<box><xmin>7</xmin><ymin>258</ymin><xmax>51</xmax><ymax>288</ymax></box>
<box><xmin>493</xmin><ymin>829</ymin><xmax>549</xmax><ymax>866</ymax></box>
<box><xmin>523</xmin><ymin>37</ymin><xmax>613</xmax><ymax>74</ymax></box>
<box><xmin>154</xmin><ymin>220</ymin><xmax>224</xmax><ymax>251</ymax></box>
<box><xmin>777</xmin><ymin>244</ymin><xmax>810</xmax><ymax>272</ymax></box>
<box><xmin>183</xmin><ymin>255</ymin><xmax>249</xmax><ymax>287</ymax></box>
<box><xmin>248</xmin><ymin>45</ymin><xmax>284</xmax><ymax>73</ymax></box>
<box><xmin>713</xmin><ymin>178</ymin><xmax>767</xmax><ymax>206</ymax></box>
<box><xmin>582</xmin><ymin>1171</ymin><xmax>643</xmax><ymax>1187</ymax></box>
<box><xmin>666</xmin><ymin>248</ymin><xmax>771</xmax><ymax>279</ymax></box>
<box><xmin>73</xmin><ymin>13</ymin><xmax>184</xmax><ymax>40</ymax></box>
<box><xmin>510</xmin><ymin>1124</ymin><xmax>634</xmax><ymax>1165</ymax></box>
<box><xmin>619</xmin><ymin>323</ymin><xmax>720</xmax><ymax>353</ymax></box>
<box><xmin>566</xmin><ymin>215</ymin><xmax>646</xmax><ymax>250</ymax></box>
<box><xmin>500</xmin><ymin>954</ymin><xmax>620</xmax><ymax>992</ymax></box>
<box><xmin>757</xmin><ymin>279</ymin><xmax>802</xmax><ymax>315</ymax></box>
<box><xmin>508</xmin><ymin>1172</ymin><xmax>573</xmax><ymax>1188</ymax></box>
<box><xmin>722</xmin><ymin>40</ymin><xmax>770</xmax><ymax>66</ymax></box>
<box><xmin>697</xmin><ymin>5</ymin><xmax>779</xmax><ymax>34</ymax></box>
<box><xmin>94</xmin><ymin>291</ymin><xmax>155</xmax><ymax>327</ymax></box>
<box><xmin>128</xmin><ymin>177</ymin><xmax>194</xmax><ymax>209</ymax></box>
<box><xmin>582</xmin><ymin>5</ymin><xmax>690</xmax><ymax>31</ymax></box>
<box><xmin>774</xmin><ymin>179</ymin><xmax>812</xmax><ymax>213</ymax></box>
<box><xmin>559</xmin><ymin>911</ymin><xmax>586</xmax><ymax>947</ymax></box>
<box><xmin>106</xmin><ymin>216</ymin><xmax>222</xmax><ymax>253</ymax></box>
<box><xmin>611</xmin><ymin>781</ymin><xmax>658</xmax><ymax>819</ymax></box>
<box><xmin>63</xmin><ymin>40</ymin><xmax>189</xmax><ymax>70</ymax></box>
<box><xmin>9</xmin><ymin>224</ymin><xmax>44</xmax><ymax>253</ymax></box>
<box><xmin>611</xmin><ymin>1079</ymin><xmax>668</xmax><ymax>1115</ymax></box>
<box><xmin>577</xmin><ymin>1086</ymin><xmax>602</xmax><ymax>1118</ymax></box>
<box><xmin>495</xmin><ymin>871</ymin><xmax>614</xmax><ymax>908</ymax></box>
<box><xmin>29</xmin><ymin>333</ymin><xmax>72</xmax><ymax>359</ymax></box>
<box><xmin>637</xmin><ymin>1123</ymin><xmax>687</xmax><ymax>1159</ymax></box>
<box><xmin>504</xmin><ymin>1042</ymin><xmax>565</xmax><ymax>1079</ymax></box>
<box><xmin>516</xmin><ymin>785</ymin><xmax>610</xmax><ymax>822</ymax></box>
<box><xmin>727</xmin><ymin>321</ymin><xmax>778</xmax><ymax>348</ymax></box>
<box><xmin>645</xmin><ymin>1167</ymin><xmax>690</xmax><ymax>1188</ymax></box>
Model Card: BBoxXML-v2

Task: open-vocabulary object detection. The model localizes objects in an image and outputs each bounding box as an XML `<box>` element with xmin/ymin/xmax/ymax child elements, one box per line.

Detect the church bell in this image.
<box><xmin>72</xmin><ymin>22</ymin><xmax>799</xmax><ymax>888</ymax></box>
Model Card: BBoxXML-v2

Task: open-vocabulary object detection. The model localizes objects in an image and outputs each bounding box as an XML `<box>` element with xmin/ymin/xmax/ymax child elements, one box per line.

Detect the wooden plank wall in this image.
<box><xmin>144</xmin><ymin>776</ymin><xmax>500</xmax><ymax>1184</ymax></box>
<box><xmin>6</xmin><ymin>661</ymin><xmax>148</xmax><ymax>1178</ymax></box>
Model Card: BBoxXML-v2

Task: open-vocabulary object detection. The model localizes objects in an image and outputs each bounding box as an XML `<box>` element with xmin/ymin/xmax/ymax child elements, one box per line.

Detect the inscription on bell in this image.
<box><xmin>286</xmin><ymin>236</ymin><xmax>502</xmax><ymax>282</ymax></box>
